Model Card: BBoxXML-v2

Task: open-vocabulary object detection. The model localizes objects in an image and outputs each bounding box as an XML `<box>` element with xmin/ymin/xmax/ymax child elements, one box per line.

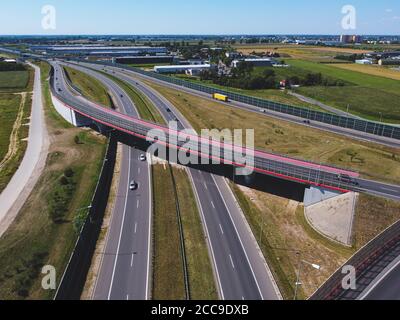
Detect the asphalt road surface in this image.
<box><xmin>364</xmin><ymin>259</ymin><xmax>400</xmax><ymax>300</ymax></box>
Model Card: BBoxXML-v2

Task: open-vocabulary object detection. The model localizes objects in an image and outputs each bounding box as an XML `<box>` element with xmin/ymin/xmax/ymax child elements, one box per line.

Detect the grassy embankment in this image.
<box><xmin>0</xmin><ymin>61</ymin><xmax>106</xmax><ymax>299</ymax></box>
<box><xmin>63</xmin><ymin>66</ymin><xmax>113</xmax><ymax>108</ymax></box>
<box><xmin>143</xmin><ymin>79</ymin><xmax>400</xmax><ymax>299</ymax></box>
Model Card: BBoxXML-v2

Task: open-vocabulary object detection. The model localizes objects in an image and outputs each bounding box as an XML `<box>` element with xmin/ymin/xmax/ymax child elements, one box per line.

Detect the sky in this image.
<box><xmin>0</xmin><ymin>0</ymin><xmax>399</xmax><ymax>35</ymax></box>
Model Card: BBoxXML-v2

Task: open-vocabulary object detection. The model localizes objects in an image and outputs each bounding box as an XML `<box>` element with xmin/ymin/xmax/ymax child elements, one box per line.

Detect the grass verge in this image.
<box><xmin>152</xmin><ymin>163</ymin><xmax>185</xmax><ymax>299</ymax></box>
<box><xmin>172</xmin><ymin>166</ymin><xmax>217</xmax><ymax>300</ymax></box>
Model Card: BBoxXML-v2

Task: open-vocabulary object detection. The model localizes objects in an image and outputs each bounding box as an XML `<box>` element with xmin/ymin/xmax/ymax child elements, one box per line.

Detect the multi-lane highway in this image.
<box><xmin>55</xmin><ymin>60</ymin><xmax>282</xmax><ymax>300</ymax></box>
<box><xmin>53</xmin><ymin>62</ymin><xmax>152</xmax><ymax>300</ymax></box>
<box><xmin>92</xmin><ymin>62</ymin><xmax>400</xmax><ymax>149</ymax></box>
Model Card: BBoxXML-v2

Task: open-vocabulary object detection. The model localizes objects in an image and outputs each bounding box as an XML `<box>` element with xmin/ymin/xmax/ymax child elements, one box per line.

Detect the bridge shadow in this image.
<box><xmin>97</xmin><ymin>127</ymin><xmax>306</xmax><ymax>202</ymax></box>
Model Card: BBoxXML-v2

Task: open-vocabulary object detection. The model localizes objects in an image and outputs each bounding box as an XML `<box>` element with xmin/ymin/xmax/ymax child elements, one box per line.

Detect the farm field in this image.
<box><xmin>288</xmin><ymin>59</ymin><xmax>400</xmax><ymax>122</ymax></box>
<box><xmin>330</xmin><ymin>63</ymin><xmax>400</xmax><ymax>81</ymax></box>
<box><xmin>0</xmin><ymin>71</ymin><xmax>29</xmax><ymax>90</ymax></box>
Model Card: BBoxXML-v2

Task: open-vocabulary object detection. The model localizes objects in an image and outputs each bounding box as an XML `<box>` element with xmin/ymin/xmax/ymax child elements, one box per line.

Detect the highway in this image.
<box><xmin>75</xmin><ymin>61</ymin><xmax>400</xmax><ymax>202</ymax></box>
<box><xmin>108</xmin><ymin>63</ymin><xmax>400</xmax><ymax>149</ymax></box>
<box><xmin>363</xmin><ymin>259</ymin><xmax>400</xmax><ymax>300</ymax></box>
<box><xmin>52</xmin><ymin>62</ymin><xmax>152</xmax><ymax>300</ymax></box>
<box><xmin>57</xmin><ymin>61</ymin><xmax>282</xmax><ymax>300</ymax></box>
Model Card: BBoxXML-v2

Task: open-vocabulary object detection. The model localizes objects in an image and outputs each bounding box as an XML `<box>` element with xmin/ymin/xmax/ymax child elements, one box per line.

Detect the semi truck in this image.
<box><xmin>212</xmin><ymin>93</ymin><xmax>229</xmax><ymax>102</ymax></box>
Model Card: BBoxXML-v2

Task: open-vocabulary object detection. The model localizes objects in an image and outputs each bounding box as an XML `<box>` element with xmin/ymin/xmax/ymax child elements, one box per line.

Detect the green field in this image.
<box><xmin>0</xmin><ymin>94</ymin><xmax>21</xmax><ymax>161</ymax></box>
<box><xmin>288</xmin><ymin>59</ymin><xmax>400</xmax><ymax>123</ymax></box>
<box><xmin>0</xmin><ymin>71</ymin><xmax>29</xmax><ymax>90</ymax></box>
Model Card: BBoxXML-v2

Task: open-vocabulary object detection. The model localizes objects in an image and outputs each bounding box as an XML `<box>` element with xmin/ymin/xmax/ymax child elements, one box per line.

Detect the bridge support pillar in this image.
<box><xmin>303</xmin><ymin>186</ymin><xmax>358</xmax><ymax>246</ymax></box>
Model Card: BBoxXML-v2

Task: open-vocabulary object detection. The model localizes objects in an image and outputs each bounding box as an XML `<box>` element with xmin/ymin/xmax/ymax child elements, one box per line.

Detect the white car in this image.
<box><xmin>129</xmin><ymin>181</ymin><xmax>138</xmax><ymax>190</ymax></box>
<box><xmin>139</xmin><ymin>154</ymin><xmax>146</xmax><ymax>161</ymax></box>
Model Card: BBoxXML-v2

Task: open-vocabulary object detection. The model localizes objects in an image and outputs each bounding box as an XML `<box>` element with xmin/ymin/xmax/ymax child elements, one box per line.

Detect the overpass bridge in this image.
<box><xmin>51</xmin><ymin>63</ymin><xmax>361</xmax><ymax>193</ymax></box>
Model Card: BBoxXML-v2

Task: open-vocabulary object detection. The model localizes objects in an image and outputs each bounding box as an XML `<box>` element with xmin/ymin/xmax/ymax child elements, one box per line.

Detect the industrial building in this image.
<box><xmin>29</xmin><ymin>45</ymin><xmax>167</xmax><ymax>57</ymax></box>
<box><xmin>340</xmin><ymin>35</ymin><xmax>363</xmax><ymax>44</ymax></box>
<box><xmin>113</xmin><ymin>56</ymin><xmax>175</xmax><ymax>65</ymax></box>
<box><xmin>355</xmin><ymin>59</ymin><xmax>373</xmax><ymax>65</ymax></box>
<box><xmin>231</xmin><ymin>58</ymin><xmax>276</xmax><ymax>68</ymax></box>
<box><xmin>154</xmin><ymin>64</ymin><xmax>212</xmax><ymax>75</ymax></box>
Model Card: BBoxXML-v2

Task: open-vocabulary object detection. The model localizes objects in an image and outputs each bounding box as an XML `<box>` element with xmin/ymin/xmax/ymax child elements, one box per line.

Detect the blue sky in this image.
<box><xmin>0</xmin><ymin>0</ymin><xmax>399</xmax><ymax>35</ymax></box>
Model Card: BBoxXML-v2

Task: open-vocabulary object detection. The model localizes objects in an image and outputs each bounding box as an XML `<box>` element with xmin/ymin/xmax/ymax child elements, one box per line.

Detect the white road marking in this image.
<box><xmin>126</xmin><ymin>294</ymin><xmax>129</xmax><ymax>300</ymax></box>
<box><xmin>380</xmin><ymin>187</ymin><xmax>398</xmax><ymax>192</ymax></box>
<box><xmin>136</xmin><ymin>199</ymin><xmax>140</xmax><ymax>209</ymax></box>
<box><xmin>134</xmin><ymin>222</ymin><xmax>137</xmax><ymax>234</ymax></box>
<box><xmin>131</xmin><ymin>254</ymin><xmax>134</xmax><ymax>267</ymax></box>
<box><xmin>219</xmin><ymin>224</ymin><xmax>224</xmax><ymax>235</ymax></box>
<box><xmin>211</xmin><ymin>201</ymin><xmax>215</xmax><ymax>209</ymax></box>
<box><xmin>229</xmin><ymin>254</ymin><xmax>235</xmax><ymax>269</ymax></box>
<box><xmin>138</xmin><ymin>167</ymin><xmax>141</xmax><ymax>174</ymax></box>
<box><xmin>212</xmin><ymin>175</ymin><xmax>264</xmax><ymax>299</ymax></box>
<box><xmin>204</xmin><ymin>182</ymin><xmax>208</xmax><ymax>190</ymax></box>
<box><xmin>146</xmin><ymin>163</ymin><xmax>152</xmax><ymax>300</ymax></box>
<box><xmin>107</xmin><ymin>147</ymin><xmax>132</xmax><ymax>300</ymax></box>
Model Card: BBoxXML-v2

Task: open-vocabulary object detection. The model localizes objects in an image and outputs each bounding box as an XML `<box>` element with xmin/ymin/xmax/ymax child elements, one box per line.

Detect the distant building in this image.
<box><xmin>340</xmin><ymin>35</ymin><xmax>363</xmax><ymax>44</ymax></box>
<box><xmin>355</xmin><ymin>59</ymin><xmax>373</xmax><ymax>65</ymax></box>
<box><xmin>379</xmin><ymin>58</ymin><xmax>400</xmax><ymax>66</ymax></box>
<box><xmin>154</xmin><ymin>64</ymin><xmax>212</xmax><ymax>75</ymax></box>
<box><xmin>225</xmin><ymin>52</ymin><xmax>242</xmax><ymax>59</ymax></box>
<box><xmin>3</xmin><ymin>58</ymin><xmax>17</xmax><ymax>63</ymax></box>
<box><xmin>113</xmin><ymin>56</ymin><xmax>175</xmax><ymax>65</ymax></box>
<box><xmin>232</xmin><ymin>58</ymin><xmax>276</xmax><ymax>68</ymax></box>
<box><xmin>30</xmin><ymin>45</ymin><xmax>167</xmax><ymax>57</ymax></box>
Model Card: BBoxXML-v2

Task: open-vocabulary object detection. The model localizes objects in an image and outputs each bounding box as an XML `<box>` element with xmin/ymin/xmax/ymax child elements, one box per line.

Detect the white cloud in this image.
<box><xmin>386</xmin><ymin>8</ymin><xmax>393</xmax><ymax>13</ymax></box>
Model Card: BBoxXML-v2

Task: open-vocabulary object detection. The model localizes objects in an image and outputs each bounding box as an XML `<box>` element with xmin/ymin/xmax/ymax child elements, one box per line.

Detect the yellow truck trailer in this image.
<box><xmin>212</xmin><ymin>93</ymin><xmax>229</xmax><ymax>102</ymax></box>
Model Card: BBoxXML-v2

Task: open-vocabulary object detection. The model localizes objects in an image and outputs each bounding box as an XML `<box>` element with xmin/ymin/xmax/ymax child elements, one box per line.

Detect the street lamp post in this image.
<box><xmin>293</xmin><ymin>252</ymin><xmax>321</xmax><ymax>300</ymax></box>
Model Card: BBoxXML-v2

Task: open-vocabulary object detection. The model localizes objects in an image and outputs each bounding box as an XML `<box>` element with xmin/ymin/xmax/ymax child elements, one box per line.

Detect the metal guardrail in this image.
<box><xmin>75</xmin><ymin>59</ymin><xmax>400</xmax><ymax>141</ymax></box>
<box><xmin>310</xmin><ymin>219</ymin><xmax>400</xmax><ymax>300</ymax></box>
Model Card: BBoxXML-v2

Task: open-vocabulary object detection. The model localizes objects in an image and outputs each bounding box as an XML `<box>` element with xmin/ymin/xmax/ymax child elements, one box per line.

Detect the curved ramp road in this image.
<box><xmin>52</xmin><ymin>62</ymin><xmax>152</xmax><ymax>300</ymax></box>
<box><xmin>0</xmin><ymin>62</ymin><xmax>49</xmax><ymax>237</ymax></box>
